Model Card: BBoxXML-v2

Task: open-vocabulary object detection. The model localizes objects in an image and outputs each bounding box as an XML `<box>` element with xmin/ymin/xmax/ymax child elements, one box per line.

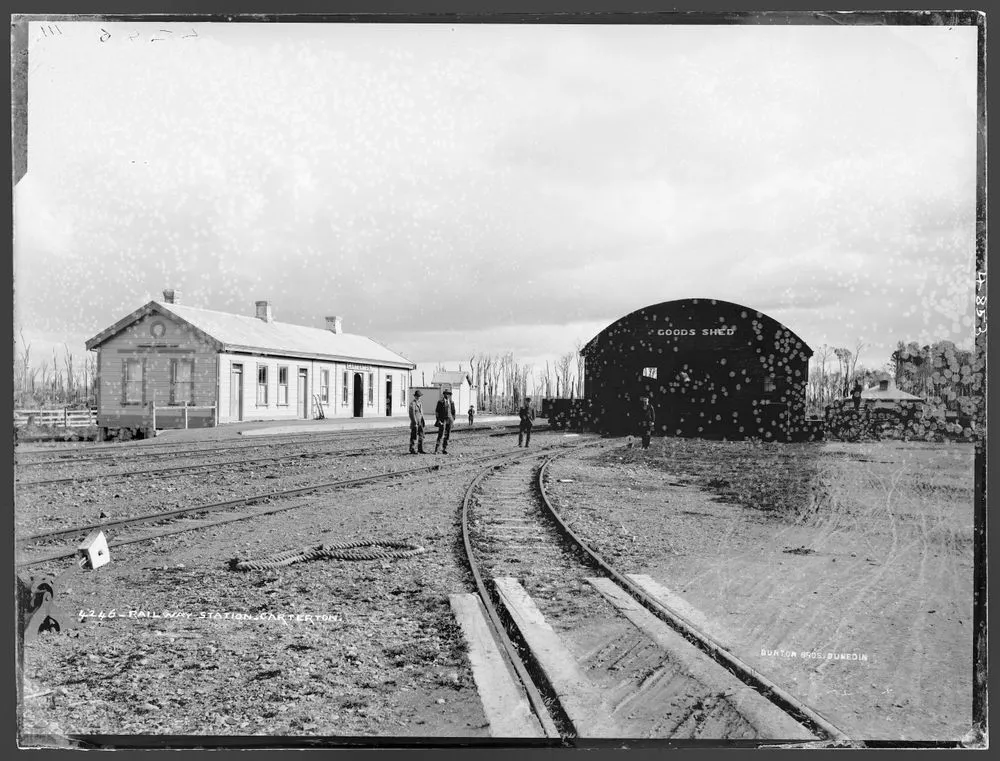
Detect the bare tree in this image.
<box><xmin>833</xmin><ymin>348</ymin><xmax>853</xmax><ymax>398</ymax></box>
<box><xmin>850</xmin><ymin>340</ymin><xmax>865</xmax><ymax>389</ymax></box>
<box><xmin>556</xmin><ymin>352</ymin><xmax>574</xmax><ymax>399</ymax></box>
<box><xmin>574</xmin><ymin>340</ymin><xmax>586</xmax><ymax>399</ymax></box>
<box><xmin>64</xmin><ymin>343</ymin><xmax>75</xmax><ymax>399</ymax></box>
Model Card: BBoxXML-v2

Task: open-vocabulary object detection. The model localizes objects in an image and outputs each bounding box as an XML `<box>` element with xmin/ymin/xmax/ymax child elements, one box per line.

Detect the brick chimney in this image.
<box><xmin>162</xmin><ymin>289</ymin><xmax>181</xmax><ymax>304</ymax></box>
<box><xmin>325</xmin><ymin>316</ymin><xmax>343</xmax><ymax>334</ymax></box>
<box><xmin>256</xmin><ymin>300</ymin><xmax>273</xmax><ymax>323</ymax></box>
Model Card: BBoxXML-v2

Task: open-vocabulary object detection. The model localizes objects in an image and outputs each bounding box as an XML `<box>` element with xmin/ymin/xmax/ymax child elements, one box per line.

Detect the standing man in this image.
<box><xmin>518</xmin><ymin>397</ymin><xmax>535</xmax><ymax>448</ymax></box>
<box><xmin>638</xmin><ymin>395</ymin><xmax>656</xmax><ymax>450</ymax></box>
<box><xmin>409</xmin><ymin>390</ymin><xmax>426</xmax><ymax>454</ymax></box>
<box><xmin>434</xmin><ymin>389</ymin><xmax>456</xmax><ymax>454</ymax></box>
<box><xmin>468</xmin><ymin>405</ymin><xmax>475</xmax><ymax>426</ymax></box>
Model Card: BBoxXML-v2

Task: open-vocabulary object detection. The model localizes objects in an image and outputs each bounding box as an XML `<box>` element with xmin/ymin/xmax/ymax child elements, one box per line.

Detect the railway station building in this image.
<box><xmin>581</xmin><ymin>298</ymin><xmax>814</xmax><ymax>441</ymax></box>
<box><xmin>85</xmin><ymin>290</ymin><xmax>416</xmax><ymax>435</ymax></box>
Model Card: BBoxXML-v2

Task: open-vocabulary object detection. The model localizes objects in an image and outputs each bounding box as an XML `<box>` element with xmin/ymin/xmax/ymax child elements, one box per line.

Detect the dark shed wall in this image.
<box><xmin>583</xmin><ymin>299</ymin><xmax>813</xmax><ymax>441</ymax></box>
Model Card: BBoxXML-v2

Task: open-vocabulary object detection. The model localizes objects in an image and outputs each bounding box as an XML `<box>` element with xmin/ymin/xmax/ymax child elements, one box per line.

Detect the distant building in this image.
<box><xmin>859</xmin><ymin>377</ymin><xmax>924</xmax><ymax>406</ymax></box>
<box><xmin>85</xmin><ymin>290</ymin><xmax>415</xmax><ymax>436</ymax></box>
<box><xmin>431</xmin><ymin>370</ymin><xmax>478</xmax><ymax>415</ymax></box>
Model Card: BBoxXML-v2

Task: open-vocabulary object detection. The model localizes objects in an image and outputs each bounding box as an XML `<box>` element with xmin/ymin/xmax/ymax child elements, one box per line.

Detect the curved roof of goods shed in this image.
<box><xmin>582</xmin><ymin>298</ymin><xmax>813</xmax><ymax>357</ymax></box>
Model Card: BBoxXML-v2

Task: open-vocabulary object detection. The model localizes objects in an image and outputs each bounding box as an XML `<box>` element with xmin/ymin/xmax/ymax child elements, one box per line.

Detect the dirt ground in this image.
<box><xmin>17</xmin><ymin>432</ymin><xmax>536</xmax><ymax>744</ymax></box>
<box><xmin>544</xmin><ymin>437</ymin><xmax>976</xmax><ymax>742</ymax></box>
<box><xmin>17</xmin><ymin>428</ymin><xmax>976</xmax><ymax>746</ymax></box>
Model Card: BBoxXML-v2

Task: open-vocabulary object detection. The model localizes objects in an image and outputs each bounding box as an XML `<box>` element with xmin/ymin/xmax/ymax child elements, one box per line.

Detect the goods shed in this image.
<box><xmin>582</xmin><ymin>298</ymin><xmax>813</xmax><ymax>441</ymax></box>
<box><xmin>85</xmin><ymin>290</ymin><xmax>415</xmax><ymax>437</ymax></box>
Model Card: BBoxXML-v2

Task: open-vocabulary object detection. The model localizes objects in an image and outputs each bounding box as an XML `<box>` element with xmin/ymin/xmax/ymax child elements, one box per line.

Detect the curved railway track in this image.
<box><xmin>458</xmin><ymin>447</ymin><xmax>854</xmax><ymax>743</ymax></box>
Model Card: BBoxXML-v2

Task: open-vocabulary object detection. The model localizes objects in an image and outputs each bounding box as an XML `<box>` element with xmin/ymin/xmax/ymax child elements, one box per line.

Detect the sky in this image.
<box><xmin>13</xmin><ymin>19</ymin><xmax>980</xmax><ymax>379</ymax></box>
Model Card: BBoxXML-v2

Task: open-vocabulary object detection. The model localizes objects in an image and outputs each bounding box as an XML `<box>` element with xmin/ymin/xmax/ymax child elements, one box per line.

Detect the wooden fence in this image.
<box><xmin>151</xmin><ymin>404</ymin><xmax>218</xmax><ymax>430</ymax></box>
<box><xmin>14</xmin><ymin>408</ymin><xmax>98</xmax><ymax>429</ymax></box>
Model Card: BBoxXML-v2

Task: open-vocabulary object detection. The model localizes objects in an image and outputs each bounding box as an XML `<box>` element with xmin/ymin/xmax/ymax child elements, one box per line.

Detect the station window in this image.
<box><xmin>277</xmin><ymin>366</ymin><xmax>289</xmax><ymax>406</ymax></box>
<box><xmin>257</xmin><ymin>365</ymin><xmax>269</xmax><ymax>406</ymax></box>
<box><xmin>320</xmin><ymin>369</ymin><xmax>330</xmax><ymax>404</ymax></box>
<box><xmin>763</xmin><ymin>376</ymin><xmax>777</xmax><ymax>393</ymax></box>
<box><xmin>123</xmin><ymin>359</ymin><xmax>144</xmax><ymax>405</ymax></box>
<box><xmin>170</xmin><ymin>358</ymin><xmax>194</xmax><ymax>405</ymax></box>
<box><xmin>642</xmin><ymin>367</ymin><xmax>658</xmax><ymax>380</ymax></box>
<box><xmin>368</xmin><ymin>372</ymin><xmax>374</xmax><ymax>406</ymax></box>
<box><xmin>400</xmin><ymin>374</ymin><xmax>406</xmax><ymax>406</ymax></box>
<box><xmin>342</xmin><ymin>370</ymin><xmax>349</xmax><ymax>405</ymax></box>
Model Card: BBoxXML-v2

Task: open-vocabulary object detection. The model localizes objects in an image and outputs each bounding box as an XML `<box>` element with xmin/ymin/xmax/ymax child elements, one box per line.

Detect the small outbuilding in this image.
<box><xmin>85</xmin><ymin>290</ymin><xmax>415</xmax><ymax>436</ymax></box>
<box><xmin>860</xmin><ymin>378</ymin><xmax>925</xmax><ymax>406</ymax></box>
<box><xmin>431</xmin><ymin>371</ymin><xmax>478</xmax><ymax>416</ymax></box>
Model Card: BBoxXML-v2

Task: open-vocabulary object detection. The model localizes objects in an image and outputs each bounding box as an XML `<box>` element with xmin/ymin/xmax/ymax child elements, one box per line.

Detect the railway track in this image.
<box><xmin>14</xmin><ymin>422</ymin><xmax>520</xmax><ymax>468</ymax></box>
<box><xmin>15</xmin><ymin>446</ymin><xmax>563</xmax><ymax>570</ymax></box>
<box><xmin>456</xmin><ymin>447</ymin><xmax>854</xmax><ymax>743</ymax></box>
<box><xmin>15</xmin><ymin>425</ymin><xmax>535</xmax><ymax>488</ymax></box>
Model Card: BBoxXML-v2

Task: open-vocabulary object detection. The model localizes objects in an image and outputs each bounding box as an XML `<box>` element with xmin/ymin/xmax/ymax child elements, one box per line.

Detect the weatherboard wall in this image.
<box><xmin>94</xmin><ymin>311</ymin><xmax>219</xmax><ymax>428</ymax></box>
<box><xmin>216</xmin><ymin>353</ymin><xmax>411</xmax><ymax>424</ymax></box>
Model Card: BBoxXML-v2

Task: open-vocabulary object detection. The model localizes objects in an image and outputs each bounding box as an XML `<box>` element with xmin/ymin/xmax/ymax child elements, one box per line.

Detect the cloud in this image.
<box><xmin>14</xmin><ymin>22</ymin><xmax>979</xmax><ymax>376</ymax></box>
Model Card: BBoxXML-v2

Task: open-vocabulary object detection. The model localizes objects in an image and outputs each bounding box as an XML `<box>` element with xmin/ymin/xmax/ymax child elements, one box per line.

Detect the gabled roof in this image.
<box><xmin>86</xmin><ymin>301</ymin><xmax>415</xmax><ymax>369</ymax></box>
<box><xmin>432</xmin><ymin>371</ymin><xmax>471</xmax><ymax>386</ymax></box>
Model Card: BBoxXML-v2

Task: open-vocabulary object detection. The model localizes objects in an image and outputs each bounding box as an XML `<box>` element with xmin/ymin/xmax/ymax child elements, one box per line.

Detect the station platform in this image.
<box><xmin>150</xmin><ymin>414</ymin><xmax>526</xmax><ymax>444</ymax></box>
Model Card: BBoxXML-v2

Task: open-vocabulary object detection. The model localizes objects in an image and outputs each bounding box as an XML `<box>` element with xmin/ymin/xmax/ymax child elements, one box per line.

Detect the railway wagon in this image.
<box><xmin>581</xmin><ymin>298</ymin><xmax>815</xmax><ymax>441</ymax></box>
<box><xmin>85</xmin><ymin>290</ymin><xmax>416</xmax><ymax>440</ymax></box>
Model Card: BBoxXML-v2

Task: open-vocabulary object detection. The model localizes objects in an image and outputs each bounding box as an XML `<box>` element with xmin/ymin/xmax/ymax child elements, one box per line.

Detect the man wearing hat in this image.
<box><xmin>518</xmin><ymin>397</ymin><xmax>535</xmax><ymax>447</ymax></box>
<box><xmin>408</xmin><ymin>390</ymin><xmax>426</xmax><ymax>454</ymax></box>
<box><xmin>434</xmin><ymin>389</ymin><xmax>457</xmax><ymax>454</ymax></box>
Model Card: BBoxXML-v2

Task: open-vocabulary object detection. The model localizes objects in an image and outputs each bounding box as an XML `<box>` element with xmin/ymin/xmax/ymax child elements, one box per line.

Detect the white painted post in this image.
<box><xmin>151</xmin><ymin>402</ymin><xmax>157</xmax><ymax>432</ymax></box>
<box><xmin>63</xmin><ymin>407</ymin><xmax>68</xmax><ymax>428</ymax></box>
<box><xmin>184</xmin><ymin>404</ymin><xmax>189</xmax><ymax>429</ymax></box>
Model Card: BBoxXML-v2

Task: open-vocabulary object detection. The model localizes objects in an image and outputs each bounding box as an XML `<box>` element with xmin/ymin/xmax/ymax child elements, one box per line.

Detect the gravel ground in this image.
<box><xmin>17</xmin><ymin>425</ymin><xmax>570</xmax><ymax>744</ymax></box>
<box><xmin>14</xmin><ymin>426</ymin><xmax>518</xmax><ymax>538</ymax></box>
<box><xmin>543</xmin><ymin>437</ymin><xmax>975</xmax><ymax>743</ymax></box>
<box><xmin>18</xmin><ymin>427</ymin><xmax>974</xmax><ymax>746</ymax></box>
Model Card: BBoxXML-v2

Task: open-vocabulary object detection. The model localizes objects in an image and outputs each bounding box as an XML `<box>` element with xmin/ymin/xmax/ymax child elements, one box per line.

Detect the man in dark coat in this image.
<box><xmin>408</xmin><ymin>390</ymin><xmax>426</xmax><ymax>454</ymax></box>
<box><xmin>518</xmin><ymin>397</ymin><xmax>535</xmax><ymax>447</ymax></box>
<box><xmin>434</xmin><ymin>389</ymin><xmax>456</xmax><ymax>454</ymax></box>
<box><xmin>468</xmin><ymin>405</ymin><xmax>475</xmax><ymax>426</ymax></box>
<box><xmin>638</xmin><ymin>396</ymin><xmax>656</xmax><ymax>449</ymax></box>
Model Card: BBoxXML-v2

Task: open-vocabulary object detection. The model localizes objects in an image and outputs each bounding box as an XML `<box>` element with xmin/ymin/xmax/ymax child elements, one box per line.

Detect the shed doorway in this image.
<box><xmin>385</xmin><ymin>377</ymin><xmax>393</xmax><ymax>416</ymax></box>
<box><xmin>353</xmin><ymin>373</ymin><xmax>364</xmax><ymax>417</ymax></box>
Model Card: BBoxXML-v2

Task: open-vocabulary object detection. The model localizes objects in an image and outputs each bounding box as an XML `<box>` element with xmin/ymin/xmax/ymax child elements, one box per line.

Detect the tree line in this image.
<box><xmin>806</xmin><ymin>339</ymin><xmax>982</xmax><ymax>423</ymax></box>
<box><xmin>14</xmin><ymin>330</ymin><xmax>982</xmax><ymax>426</ymax></box>
<box><xmin>13</xmin><ymin>333</ymin><xmax>96</xmax><ymax>409</ymax></box>
<box><xmin>462</xmin><ymin>343</ymin><xmax>587</xmax><ymax>415</ymax></box>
